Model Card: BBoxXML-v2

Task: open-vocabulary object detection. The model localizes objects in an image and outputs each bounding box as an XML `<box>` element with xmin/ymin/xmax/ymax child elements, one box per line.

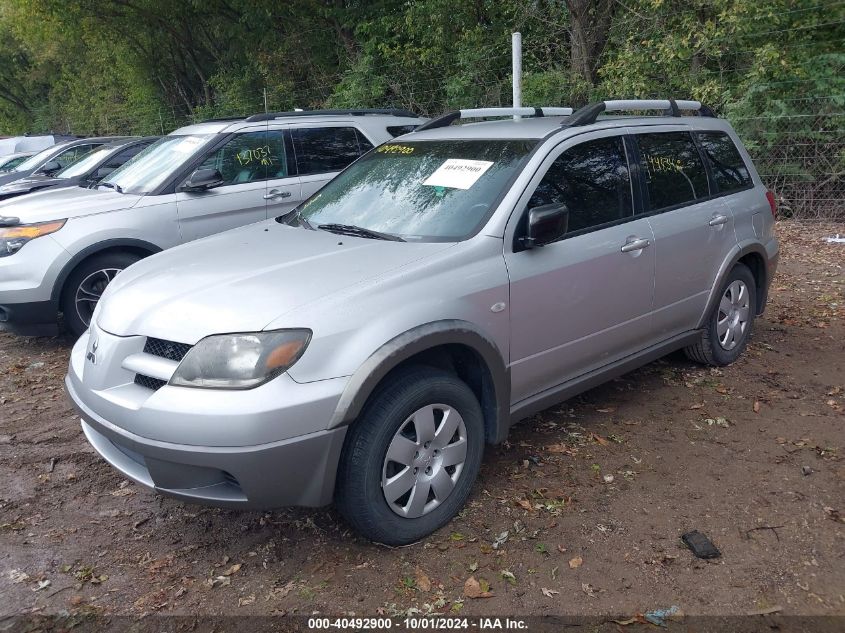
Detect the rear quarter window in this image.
<box><xmin>292</xmin><ymin>127</ymin><xmax>370</xmax><ymax>175</ymax></box>
<box><xmin>636</xmin><ymin>132</ymin><xmax>710</xmax><ymax>210</ymax></box>
<box><xmin>696</xmin><ymin>131</ymin><xmax>752</xmax><ymax>193</ymax></box>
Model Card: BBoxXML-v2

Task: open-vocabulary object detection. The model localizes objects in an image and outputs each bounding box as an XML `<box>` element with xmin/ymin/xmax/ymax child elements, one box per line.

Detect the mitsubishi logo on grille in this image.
<box><xmin>86</xmin><ymin>336</ymin><xmax>99</xmax><ymax>365</ymax></box>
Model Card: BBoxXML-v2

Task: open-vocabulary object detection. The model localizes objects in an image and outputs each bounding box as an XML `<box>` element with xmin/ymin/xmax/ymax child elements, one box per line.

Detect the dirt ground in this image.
<box><xmin>0</xmin><ymin>220</ymin><xmax>843</xmax><ymax>622</ymax></box>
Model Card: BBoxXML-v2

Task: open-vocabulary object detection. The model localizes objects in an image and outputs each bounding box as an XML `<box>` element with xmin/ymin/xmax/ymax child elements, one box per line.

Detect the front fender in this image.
<box><xmin>328</xmin><ymin>319</ymin><xmax>511</xmax><ymax>443</ymax></box>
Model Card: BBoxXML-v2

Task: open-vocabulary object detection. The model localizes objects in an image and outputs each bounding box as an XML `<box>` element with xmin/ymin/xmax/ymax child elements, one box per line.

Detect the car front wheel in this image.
<box><xmin>335</xmin><ymin>366</ymin><xmax>485</xmax><ymax>545</ymax></box>
<box><xmin>61</xmin><ymin>252</ymin><xmax>141</xmax><ymax>338</ymax></box>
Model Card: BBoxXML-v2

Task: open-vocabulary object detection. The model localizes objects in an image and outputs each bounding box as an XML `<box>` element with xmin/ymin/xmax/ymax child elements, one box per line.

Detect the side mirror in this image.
<box><xmin>38</xmin><ymin>160</ymin><xmax>62</xmax><ymax>175</ymax></box>
<box><xmin>94</xmin><ymin>166</ymin><xmax>115</xmax><ymax>180</ymax></box>
<box><xmin>182</xmin><ymin>168</ymin><xmax>224</xmax><ymax>191</ymax></box>
<box><xmin>520</xmin><ymin>203</ymin><xmax>569</xmax><ymax>249</ymax></box>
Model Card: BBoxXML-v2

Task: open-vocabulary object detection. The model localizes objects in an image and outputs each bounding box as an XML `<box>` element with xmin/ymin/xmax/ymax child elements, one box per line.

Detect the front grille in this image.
<box><xmin>134</xmin><ymin>374</ymin><xmax>167</xmax><ymax>391</ymax></box>
<box><xmin>143</xmin><ymin>337</ymin><xmax>192</xmax><ymax>362</ymax></box>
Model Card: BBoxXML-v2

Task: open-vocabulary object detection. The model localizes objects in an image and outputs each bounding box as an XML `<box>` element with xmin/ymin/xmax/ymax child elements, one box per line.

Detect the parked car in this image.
<box><xmin>0</xmin><ymin>134</ymin><xmax>74</xmax><ymax>156</ymax></box>
<box><xmin>66</xmin><ymin>100</ymin><xmax>778</xmax><ymax>544</ymax></box>
<box><xmin>0</xmin><ymin>137</ymin><xmax>127</xmax><ymax>190</ymax></box>
<box><xmin>0</xmin><ymin>109</ymin><xmax>425</xmax><ymax>336</ymax></box>
<box><xmin>0</xmin><ymin>152</ymin><xmax>35</xmax><ymax>174</ymax></box>
<box><xmin>0</xmin><ymin>137</ymin><xmax>159</xmax><ymax>201</ymax></box>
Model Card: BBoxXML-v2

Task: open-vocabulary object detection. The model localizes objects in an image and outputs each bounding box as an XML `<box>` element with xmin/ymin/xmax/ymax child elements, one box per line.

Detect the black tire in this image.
<box><xmin>335</xmin><ymin>366</ymin><xmax>485</xmax><ymax>545</ymax></box>
<box><xmin>60</xmin><ymin>252</ymin><xmax>141</xmax><ymax>338</ymax></box>
<box><xmin>685</xmin><ymin>263</ymin><xmax>756</xmax><ymax>366</ymax></box>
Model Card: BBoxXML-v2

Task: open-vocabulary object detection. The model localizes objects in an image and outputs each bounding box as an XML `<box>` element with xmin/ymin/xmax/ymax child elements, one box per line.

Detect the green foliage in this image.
<box><xmin>0</xmin><ymin>0</ymin><xmax>841</xmax><ymax>215</ymax></box>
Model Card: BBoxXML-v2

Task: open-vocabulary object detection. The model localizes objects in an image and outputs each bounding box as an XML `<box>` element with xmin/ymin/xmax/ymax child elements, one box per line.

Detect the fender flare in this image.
<box><xmin>696</xmin><ymin>240</ymin><xmax>771</xmax><ymax>329</ymax></box>
<box><xmin>328</xmin><ymin>320</ymin><xmax>511</xmax><ymax>444</ymax></box>
<box><xmin>51</xmin><ymin>238</ymin><xmax>162</xmax><ymax>304</ymax></box>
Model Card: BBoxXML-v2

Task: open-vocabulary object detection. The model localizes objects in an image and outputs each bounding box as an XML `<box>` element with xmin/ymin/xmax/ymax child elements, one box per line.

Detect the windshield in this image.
<box><xmin>295</xmin><ymin>139</ymin><xmax>536</xmax><ymax>241</ymax></box>
<box><xmin>56</xmin><ymin>146</ymin><xmax>111</xmax><ymax>178</ymax></box>
<box><xmin>0</xmin><ymin>155</ymin><xmax>29</xmax><ymax>172</ymax></box>
<box><xmin>15</xmin><ymin>144</ymin><xmax>64</xmax><ymax>172</ymax></box>
<box><xmin>101</xmin><ymin>134</ymin><xmax>215</xmax><ymax>195</ymax></box>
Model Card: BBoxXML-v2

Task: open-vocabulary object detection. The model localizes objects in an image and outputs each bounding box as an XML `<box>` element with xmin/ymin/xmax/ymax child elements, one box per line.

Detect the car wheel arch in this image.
<box><xmin>51</xmin><ymin>238</ymin><xmax>162</xmax><ymax>305</ymax></box>
<box><xmin>697</xmin><ymin>241</ymin><xmax>769</xmax><ymax>329</ymax></box>
<box><xmin>328</xmin><ymin>320</ymin><xmax>511</xmax><ymax>444</ymax></box>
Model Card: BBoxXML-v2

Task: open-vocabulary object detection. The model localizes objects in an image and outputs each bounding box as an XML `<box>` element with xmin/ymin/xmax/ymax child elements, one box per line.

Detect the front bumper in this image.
<box><xmin>0</xmin><ymin>299</ymin><xmax>58</xmax><ymax>336</ymax></box>
<box><xmin>65</xmin><ymin>328</ymin><xmax>350</xmax><ymax>509</ymax></box>
<box><xmin>0</xmin><ymin>234</ymin><xmax>70</xmax><ymax>334</ymax></box>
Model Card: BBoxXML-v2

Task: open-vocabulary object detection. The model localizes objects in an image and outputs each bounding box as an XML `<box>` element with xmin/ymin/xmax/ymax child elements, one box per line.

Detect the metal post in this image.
<box><xmin>512</xmin><ymin>32</ymin><xmax>522</xmax><ymax>120</ymax></box>
<box><xmin>263</xmin><ymin>88</ymin><xmax>269</xmax><ymax>114</ymax></box>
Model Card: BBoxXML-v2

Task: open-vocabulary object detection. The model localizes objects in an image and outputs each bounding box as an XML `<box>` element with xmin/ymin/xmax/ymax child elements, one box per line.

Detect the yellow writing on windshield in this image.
<box><xmin>377</xmin><ymin>144</ymin><xmax>415</xmax><ymax>155</ymax></box>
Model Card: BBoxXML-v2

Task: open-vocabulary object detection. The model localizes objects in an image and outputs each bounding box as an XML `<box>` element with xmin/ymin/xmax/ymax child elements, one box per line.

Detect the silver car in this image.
<box><xmin>0</xmin><ymin>109</ymin><xmax>425</xmax><ymax>336</ymax></box>
<box><xmin>66</xmin><ymin>100</ymin><xmax>779</xmax><ymax>545</ymax></box>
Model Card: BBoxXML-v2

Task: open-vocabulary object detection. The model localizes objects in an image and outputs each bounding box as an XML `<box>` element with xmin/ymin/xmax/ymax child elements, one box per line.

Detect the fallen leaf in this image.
<box><xmin>591</xmin><ymin>433</ymin><xmax>610</xmax><ymax>446</ymax></box>
<box><xmin>33</xmin><ymin>579</ymin><xmax>51</xmax><ymax>592</ymax></box>
<box><xmin>753</xmin><ymin>401</ymin><xmax>761</xmax><ymax>413</ymax></box>
<box><xmin>500</xmin><ymin>570</ymin><xmax>517</xmax><ymax>585</ymax></box>
<box><xmin>463</xmin><ymin>576</ymin><xmax>493</xmax><ymax>599</ymax></box>
<box><xmin>414</xmin><ymin>567</ymin><xmax>431</xmax><ymax>593</ymax></box>
<box><xmin>515</xmin><ymin>498</ymin><xmax>533</xmax><ymax>511</ymax></box>
<box><xmin>8</xmin><ymin>570</ymin><xmax>29</xmax><ymax>584</ymax></box>
<box><xmin>238</xmin><ymin>594</ymin><xmax>256</xmax><ymax>606</ymax></box>
<box><xmin>546</xmin><ymin>443</ymin><xmax>570</xmax><ymax>454</ymax></box>
<box><xmin>581</xmin><ymin>582</ymin><xmax>597</xmax><ymax>597</ymax></box>
<box><xmin>222</xmin><ymin>563</ymin><xmax>241</xmax><ymax>576</ymax></box>
<box><xmin>541</xmin><ymin>587</ymin><xmax>559</xmax><ymax>598</ymax></box>
<box><xmin>569</xmin><ymin>556</ymin><xmax>583</xmax><ymax>569</ymax></box>
<box><xmin>689</xmin><ymin>403</ymin><xmax>705</xmax><ymax>410</ymax></box>
<box><xmin>492</xmin><ymin>531</ymin><xmax>509</xmax><ymax>549</ymax></box>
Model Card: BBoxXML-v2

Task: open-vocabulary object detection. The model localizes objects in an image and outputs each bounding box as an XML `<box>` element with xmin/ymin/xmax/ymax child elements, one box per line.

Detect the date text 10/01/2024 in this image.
<box><xmin>307</xmin><ymin>618</ymin><xmax>529</xmax><ymax>630</ymax></box>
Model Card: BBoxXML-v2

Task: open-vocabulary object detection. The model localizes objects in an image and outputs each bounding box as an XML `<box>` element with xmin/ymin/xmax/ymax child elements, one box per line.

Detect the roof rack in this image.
<box><xmin>243</xmin><ymin>108</ymin><xmax>419</xmax><ymax>123</ymax></box>
<box><xmin>564</xmin><ymin>99</ymin><xmax>716</xmax><ymax>127</ymax></box>
<box><xmin>416</xmin><ymin>107</ymin><xmax>574</xmax><ymax>131</ymax></box>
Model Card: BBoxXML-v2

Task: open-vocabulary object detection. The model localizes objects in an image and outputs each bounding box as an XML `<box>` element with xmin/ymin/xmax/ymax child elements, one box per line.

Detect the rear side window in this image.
<box><xmin>527</xmin><ymin>135</ymin><xmax>633</xmax><ymax>235</ymax></box>
<box><xmin>696</xmin><ymin>131</ymin><xmax>752</xmax><ymax>193</ymax></box>
<box><xmin>637</xmin><ymin>132</ymin><xmax>709</xmax><ymax>210</ymax></box>
<box><xmin>292</xmin><ymin>127</ymin><xmax>369</xmax><ymax>175</ymax></box>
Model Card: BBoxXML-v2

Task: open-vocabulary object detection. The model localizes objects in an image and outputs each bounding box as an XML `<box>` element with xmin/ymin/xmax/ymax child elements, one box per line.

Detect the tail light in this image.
<box><xmin>765</xmin><ymin>191</ymin><xmax>777</xmax><ymax>218</ymax></box>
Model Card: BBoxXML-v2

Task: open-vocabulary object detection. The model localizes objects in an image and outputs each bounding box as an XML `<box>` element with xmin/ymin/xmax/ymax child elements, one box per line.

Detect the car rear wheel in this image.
<box><xmin>685</xmin><ymin>263</ymin><xmax>756</xmax><ymax>366</ymax></box>
<box><xmin>61</xmin><ymin>252</ymin><xmax>141</xmax><ymax>338</ymax></box>
<box><xmin>335</xmin><ymin>366</ymin><xmax>485</xmax><ymax>545</ymax></box>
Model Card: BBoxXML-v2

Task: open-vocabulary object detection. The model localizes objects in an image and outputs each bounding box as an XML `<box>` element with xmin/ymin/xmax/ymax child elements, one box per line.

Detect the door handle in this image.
<box><xmin>709</xmin><ymin>214</ymin><xmax>729</xmax><ymax>226</ymax></box>
<box><xmin>620</xmin><ymin>237</ymin><xmax>651</xmax><ymax>253</ymax></box>
<box><xmin>264</xmin><ymin>189</ymin><xmax>292</xmax><ymax>200</ymax></box>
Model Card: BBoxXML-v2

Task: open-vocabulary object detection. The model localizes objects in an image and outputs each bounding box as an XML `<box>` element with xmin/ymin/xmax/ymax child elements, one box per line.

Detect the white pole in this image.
<box><xmin>512</xmin><ymin>32</ymin><xmax>522</xmax><ymax>120</ymax></box>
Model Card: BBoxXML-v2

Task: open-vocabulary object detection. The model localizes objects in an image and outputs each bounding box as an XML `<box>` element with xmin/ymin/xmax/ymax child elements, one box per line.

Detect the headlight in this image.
<box><xmin>0</xmin><ymin>220</ymin><xmax>66</xmax><ymax>257</ymax></box>
<box><xmin>169</xmin><ymin>329</ymin><xmax>311</xmax><ymax>389</ymax></box>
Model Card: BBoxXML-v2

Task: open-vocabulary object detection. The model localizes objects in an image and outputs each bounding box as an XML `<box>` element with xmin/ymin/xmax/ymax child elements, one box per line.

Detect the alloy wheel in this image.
<box><xmin>381</xmin><ymin>403</ymin><xmax>468</xmax><ymax>518</ymax></box>
<box><xmin>717</xmin><ymin>279</ymin><xmax>750</xmax><ymax>351</ymax></box>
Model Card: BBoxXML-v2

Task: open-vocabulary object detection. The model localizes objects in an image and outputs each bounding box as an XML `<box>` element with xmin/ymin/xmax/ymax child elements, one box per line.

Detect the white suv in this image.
<box><xmin>0</xmin><ymin>109</ymin><xmax>425</xmax><ymax>336</ymax></box>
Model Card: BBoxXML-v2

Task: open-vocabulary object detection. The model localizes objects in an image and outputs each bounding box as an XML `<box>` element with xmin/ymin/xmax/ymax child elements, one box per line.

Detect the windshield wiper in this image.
<box><xmin>97</xmin><ymin>181</ymin><xmax>123</xmax><ymax>194</ymax></box>
<box><xmin>317</xmin><ymin>223</ymin><xmax>405</xmax><ymax>242</ymax></box>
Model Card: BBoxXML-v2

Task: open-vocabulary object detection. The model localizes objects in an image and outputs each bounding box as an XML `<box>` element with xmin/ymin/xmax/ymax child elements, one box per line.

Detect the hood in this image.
<box><xmin>0</xmin><ymin>186</ymin><xmax>140</xmax><ymax>224</ymax></box>
<box><xmin>97</xmin><ymin>221</ymin><xmax>455</xmax><ymax>342</ymax></box>
<box><xmin>0</xmin><ymin>174</ymin><xmax>74</xmax><ymax>195</ymax></box>
<box><xmin>0</xmin><ymin>175</ymin><xmax>72</xmax><ymax>194</ymax></box>
<box><xmin>0</xmin><ymin>169</ymin><xmax>35</xmax><ymax>188</ymax></box>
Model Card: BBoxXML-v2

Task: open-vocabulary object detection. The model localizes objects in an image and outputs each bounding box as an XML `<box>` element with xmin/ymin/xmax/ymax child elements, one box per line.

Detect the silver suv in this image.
<box><xmin>66</xmin><ymin>100</ymin><xmax>779</xmax><ymax>545</ymax></box>
<box><xmin>0</xmin><ymin>109</ymin><xmax>424</xmax><ymax>336</ymax></box>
